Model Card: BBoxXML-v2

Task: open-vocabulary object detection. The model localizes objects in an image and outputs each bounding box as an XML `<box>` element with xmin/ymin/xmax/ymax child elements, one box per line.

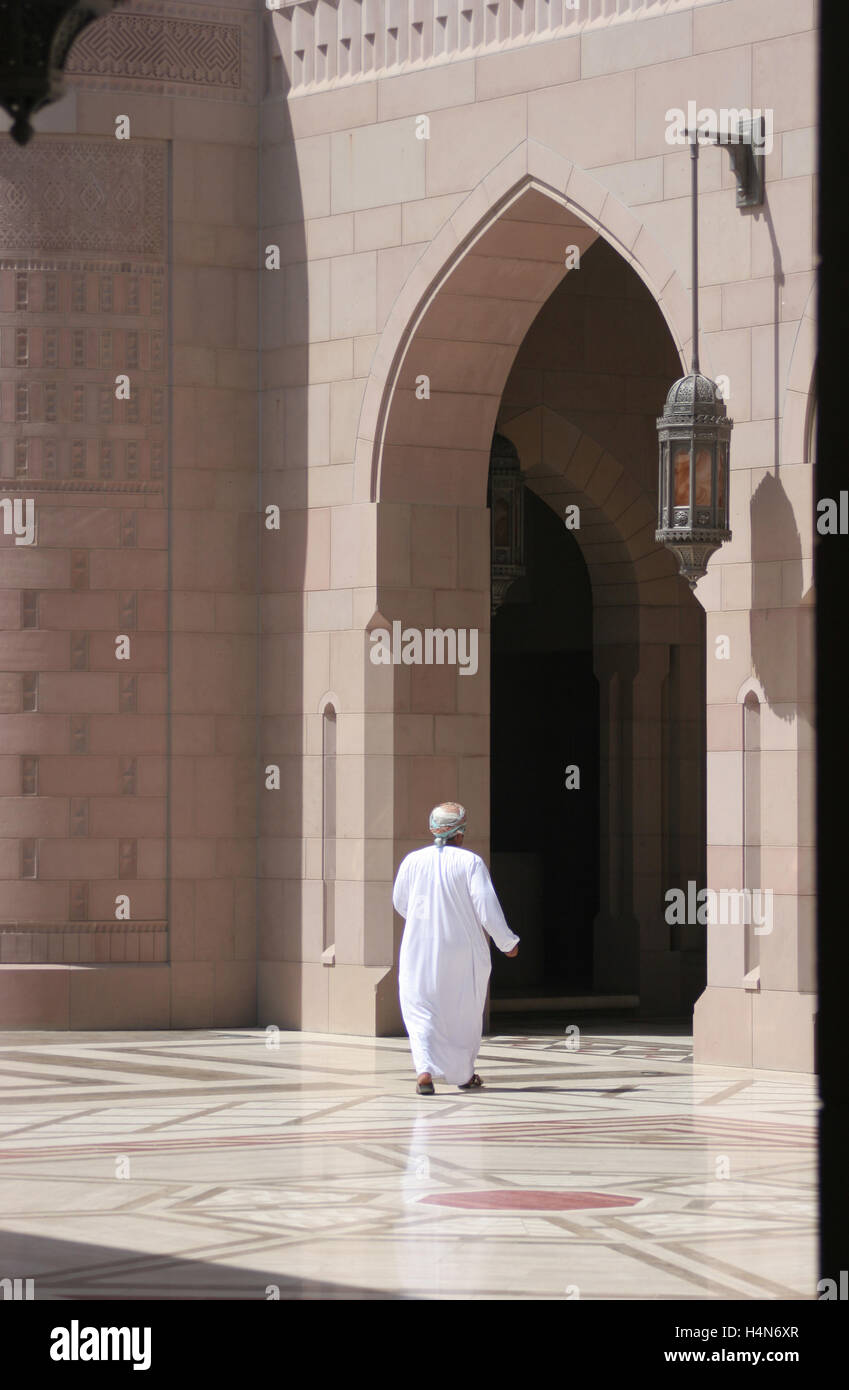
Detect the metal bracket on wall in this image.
<box><xmin>717</xmin><ymin>117</ymin><xmax>766</xmax><ymax>209</ymax></box>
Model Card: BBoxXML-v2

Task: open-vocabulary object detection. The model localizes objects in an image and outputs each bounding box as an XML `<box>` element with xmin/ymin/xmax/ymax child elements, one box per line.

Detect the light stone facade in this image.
<box><xmin>0</xmin><ymin>0</ymin><xmax>817</xmax><ymax>1070</ymax></box>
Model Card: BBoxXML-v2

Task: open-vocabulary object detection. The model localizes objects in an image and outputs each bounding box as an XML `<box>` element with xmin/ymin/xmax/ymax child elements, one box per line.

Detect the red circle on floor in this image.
<box><xmin>418</xmin><ymin>1190</ymin><xmax>639</xmax><ymax>1211</ymax></box>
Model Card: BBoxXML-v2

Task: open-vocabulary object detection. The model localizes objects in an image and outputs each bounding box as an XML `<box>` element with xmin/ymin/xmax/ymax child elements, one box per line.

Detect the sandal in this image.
<box><xmin>458</xmin><ymin>1073</ymin><xmax>483</xmax><ymax>1090</ymax></box>
<box><xmin>416</xmin><ymin>1078</ymin><xmax>435</xmax><ymax>1095</ymax></box>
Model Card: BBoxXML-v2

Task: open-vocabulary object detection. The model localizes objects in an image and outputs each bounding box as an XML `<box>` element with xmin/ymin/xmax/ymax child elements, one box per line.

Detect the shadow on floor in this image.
<box><xmin>0</xmin><ymin>1229</ymin><xmax>407</xmax><ymax>1301</ymax></box>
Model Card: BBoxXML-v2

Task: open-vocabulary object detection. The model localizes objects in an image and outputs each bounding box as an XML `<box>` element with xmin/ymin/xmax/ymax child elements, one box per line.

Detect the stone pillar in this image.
<box><xmin>373</xmin><ymin>498</ymin><xmax>492</xmax><ymax>1034</ymax></box>
<box><xmin>751</xmin><ymin>604</ymin><xmax>816</xmax><ymax>1069</ymax></box>
<box><xmin>694</xmin><ymin>606</ymin><xmax>816</xmax><ymax>1071</ymax></box>
<box><xmin>662</xmin><ymin>632</ymin><xmax>709</xmax><ymax>1008</ymax></box>
<box><xmin>593</xmin><ymin>623</ymin><xmax>704</xmax><ymax>1015</ymax></box>
<box><xmin>632</xmin><ymin>641</ymin><xmax>676</xmax><ymax>1013</ymax></box>
<box><xmin>591</xmin><ymin>640</ymin><xmax>639</xmax><ymax>994</ymax></box>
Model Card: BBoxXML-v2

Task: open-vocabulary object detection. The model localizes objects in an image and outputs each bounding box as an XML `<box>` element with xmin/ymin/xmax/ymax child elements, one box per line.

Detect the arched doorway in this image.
<box><xmin>362</xmin><ymin>173</ymin><xmax>707</xmax><ymax>1029</ymax></box>
<box><xmin>489</xmin><ymin>471</ymin><xmax>598</xmax><ymax>1000</ymax></box>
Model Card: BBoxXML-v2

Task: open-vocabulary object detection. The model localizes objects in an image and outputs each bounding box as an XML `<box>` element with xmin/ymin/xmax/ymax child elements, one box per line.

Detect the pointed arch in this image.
<box><xmin>736</xmin><ymin>676</ymin><xmax>767</xmax><ymax>705</ymax></box>
<box><xmin>354</xmin><ymin>141</ymin><xmax>694</xmax><ymax>505</ymax></box>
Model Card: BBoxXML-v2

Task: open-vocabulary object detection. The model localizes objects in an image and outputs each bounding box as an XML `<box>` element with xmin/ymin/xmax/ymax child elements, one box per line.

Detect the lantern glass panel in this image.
<box><xmin>673</xmin><ymin>446</ymin><xmax>691</xmax><ymax>506</ymax></box>
<box><xmin>493</xmin><ymin>496</ymin><xmax>510</xmax><ymax>552</ymax></box>
<box><xmin>695</xmin><ymin>446</ymin><xmax>712</xmax><ymax>506</ymax></box>
<box><xmin>717</xmin><ymin>443</ymin><xmax>726</xmax><ymax>514</ymax></box>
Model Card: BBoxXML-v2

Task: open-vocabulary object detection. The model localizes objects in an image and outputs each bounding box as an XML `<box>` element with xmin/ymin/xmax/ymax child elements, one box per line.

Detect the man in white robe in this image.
<box><xmin>392</xmin><ymin>802</ymin><xmax>519</xmax><ymax>1094</ymax></box>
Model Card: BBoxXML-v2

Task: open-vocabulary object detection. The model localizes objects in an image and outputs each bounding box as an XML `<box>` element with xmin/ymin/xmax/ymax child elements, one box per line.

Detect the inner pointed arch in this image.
<box><xmin>373</xmin><ymin>182</ymin><xmax>600</xmax><ymax>506</ymax></box>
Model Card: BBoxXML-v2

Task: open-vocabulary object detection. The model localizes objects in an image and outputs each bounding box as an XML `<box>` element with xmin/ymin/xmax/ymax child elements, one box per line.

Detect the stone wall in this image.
<box><xmin>0</xmin><ymin>0</ymin><xmax>818</xmax><ymax>1067</ymax></box>
<box><xmin>0</xmin><ymin>0</ymin><xmax>259</xmax><ymax>1027</ymax></box>
<box><xmin>259</xmin><ymin>0</ymin><xmax>818</xmax><ymax>1064</ymax></box>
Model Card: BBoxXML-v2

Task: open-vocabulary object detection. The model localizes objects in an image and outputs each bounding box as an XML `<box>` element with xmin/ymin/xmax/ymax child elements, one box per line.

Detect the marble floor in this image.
<box><xmin>0</xmin><ymin>1023</ymin><xmax>818</xmax><ymax>1300</ymax></box>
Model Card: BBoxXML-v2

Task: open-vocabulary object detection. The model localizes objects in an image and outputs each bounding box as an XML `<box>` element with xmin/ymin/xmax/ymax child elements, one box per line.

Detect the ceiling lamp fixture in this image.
<box><xmin>0</xmin><ymin>1</ymin><xmax>120</xmax><ymax>146</ymax></box>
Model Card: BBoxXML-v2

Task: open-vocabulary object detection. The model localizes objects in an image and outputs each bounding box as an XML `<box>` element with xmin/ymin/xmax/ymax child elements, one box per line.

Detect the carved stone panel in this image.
<box><xmin>66</xmin><ymin>1</ymin><xmax>256</xmax><ymax>103</ymax></box>
<box><xmin>0</xmin><ymin>135</ymin><xmax>169</xmax><ymax>964</ymax></box>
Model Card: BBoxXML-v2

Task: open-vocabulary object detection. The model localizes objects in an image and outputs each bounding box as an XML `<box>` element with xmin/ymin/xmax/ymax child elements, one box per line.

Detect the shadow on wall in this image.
<box><xmin>504</xmin><ymin>237</ymin><xmax>681</xmax><ymax>494</ymax></box>
<box><xmin>749</xmin><ymin>472</ymin><xmax>809</xmax><ymax>723</ymax></box>
<box><xmin>747</xmin><ymin>189</ymin><xmax>812</xmax><ymax>726</ymax></box>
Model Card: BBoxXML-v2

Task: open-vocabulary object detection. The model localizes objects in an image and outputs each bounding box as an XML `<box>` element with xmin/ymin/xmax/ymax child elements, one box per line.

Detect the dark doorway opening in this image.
<box><xmin>489</xmin><ymin>485</ymin><xmax>599</xmax><ymax>1000</ymax></box>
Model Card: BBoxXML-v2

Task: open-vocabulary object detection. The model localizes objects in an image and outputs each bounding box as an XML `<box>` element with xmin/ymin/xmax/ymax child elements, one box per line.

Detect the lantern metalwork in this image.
<box><xmin>489</xmin><ymin>432</ymin><xmax>525</xmax><ymax>616</ymax></box>
<box><xmin>0</xmin><ymin>1</ymin><xmax>119</xmax><ymax>146</ymax></box>
<box><xmin>656</xmin><ymin>372</ymin><xmax>732</xmax><ymax>588</ymax></box>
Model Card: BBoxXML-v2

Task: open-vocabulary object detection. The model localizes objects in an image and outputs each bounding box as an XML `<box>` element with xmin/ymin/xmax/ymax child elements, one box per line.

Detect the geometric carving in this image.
<box><xmin>2</xmin><ymin>480</ymin><xmax>165</xmax><ymax>496</ymax></box>
<box><xmin>70</xmin><ymin>716</ymin><xmax>89</xmax><ymax>753</ymax></box>
<box><xmin>119</xmin><ymin>840</ymin><xmax>138</xmax><ymax>878</ymax></box>
<box><xmin>71</xmin><ymin>798</ymin><xmax>90</xmax><ymax>837</ymax></box>
<box><xmin>22</xmin><ymin>591</ymin><xmax>38</xmax><ymax>628</ymax></box>
<box><xmin>0</xmin><ymin>123</ymin><xmax>170</xmax><ymax>977</ymax></box>
<box><xmin>67</xmin><ymin>11</ymin><xmax>242</xmax><ymax>90</ymax></box>
<box><xmin>0</xmin><ymin>922</ymin><xmax>165</xmax><ymax>932</ymax></box>
<box><xmin>70</xmin><ymin>882</ymin><xmax>89</xmax><ymax>921</ymax></box>
<box><xmin>2</xmin><ymin>251</ymin><xmax>168</xmax><ymax>503</ymax></box>
<box><xmin>119</xmin><ymin>676</ymin><xmax>137</xmax><ymax>713</ymax></box>
<box><xmin>0</xmin><ymin>921</ymin><xmax>167</xmax><ymax>965</ymax></box>
<box><xmin>0</xmin><ymin>141</ymin><xmax>166</xmax><ymax>259</ymax></box>
<box><xmin>71</xmin><ymin>551</ymin><xmax>89</xmax><ymax>590</ymax></box>
<box><xmin>71</xmin><ymin>633</ymin><xmax>89</xmax><ymax>671</ymax></box>
<box><xmin>120</xmin><ymin>592</ymin><xmax>138</xmax><ymax>629</ymax></box>
<box><xmin>260</xmin><ymin>0</ymin><xmax>642</xmax><ymax>96</ymax></box>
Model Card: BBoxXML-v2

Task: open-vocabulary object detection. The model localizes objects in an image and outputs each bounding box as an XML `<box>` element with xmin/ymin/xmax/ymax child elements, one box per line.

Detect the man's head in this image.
<box><xmin>429</xmin><ymin>802</ymin><xmax>467</xmax><ymax>847</ymax></box>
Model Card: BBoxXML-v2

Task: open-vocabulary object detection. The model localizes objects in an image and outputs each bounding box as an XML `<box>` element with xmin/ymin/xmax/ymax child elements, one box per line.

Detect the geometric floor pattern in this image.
<box><xmin>0</xmin><ymin>1025</ymin><xmax>818</xmax><ymax>1300</ymax></box>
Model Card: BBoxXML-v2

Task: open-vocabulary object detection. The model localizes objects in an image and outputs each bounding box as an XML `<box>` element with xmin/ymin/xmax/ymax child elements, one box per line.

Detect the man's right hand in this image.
<box><xmin>506</xmin><ymin>945</ymin><xmax>519</xmax><ymax>958</ymax></box>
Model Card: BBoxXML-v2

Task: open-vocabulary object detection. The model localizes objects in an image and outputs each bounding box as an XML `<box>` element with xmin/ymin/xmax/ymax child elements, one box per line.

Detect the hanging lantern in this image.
<box><xmin>656</xmin><ymin>371</ymin><xmax>732</xmax><ymax>588</ymax></box>
<box><xmin>489</xmin><ymin>432</ymin><xmax>525</xmax><ymax>616</ymax></box>
<box><xmin>0</xmin><ymin>1</ymin><xmax>119</xmax><ymax>146</ymax></box>
<box><xmin>656</xmin><ymin>132</ymin><xmax>736</xmax><ymax>590</ymax></box>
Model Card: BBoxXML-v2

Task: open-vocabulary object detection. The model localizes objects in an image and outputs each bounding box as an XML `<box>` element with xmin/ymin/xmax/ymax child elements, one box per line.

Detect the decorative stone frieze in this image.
<box><xmin>268</xmin><ymin>0</ymin><xmax>720</xmax><ymax>92</ymax></box>
<box><xmin>67</xmin><ymin>1</ymin><xmax>256</xmax><ymax>102</ymax></box>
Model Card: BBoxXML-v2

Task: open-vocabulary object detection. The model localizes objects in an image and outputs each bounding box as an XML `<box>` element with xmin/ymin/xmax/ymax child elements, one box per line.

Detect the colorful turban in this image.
<box><xmin>429</xmin><ymin>802</ymin><xmax>467</xmax><ymax>847</ymax></box>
